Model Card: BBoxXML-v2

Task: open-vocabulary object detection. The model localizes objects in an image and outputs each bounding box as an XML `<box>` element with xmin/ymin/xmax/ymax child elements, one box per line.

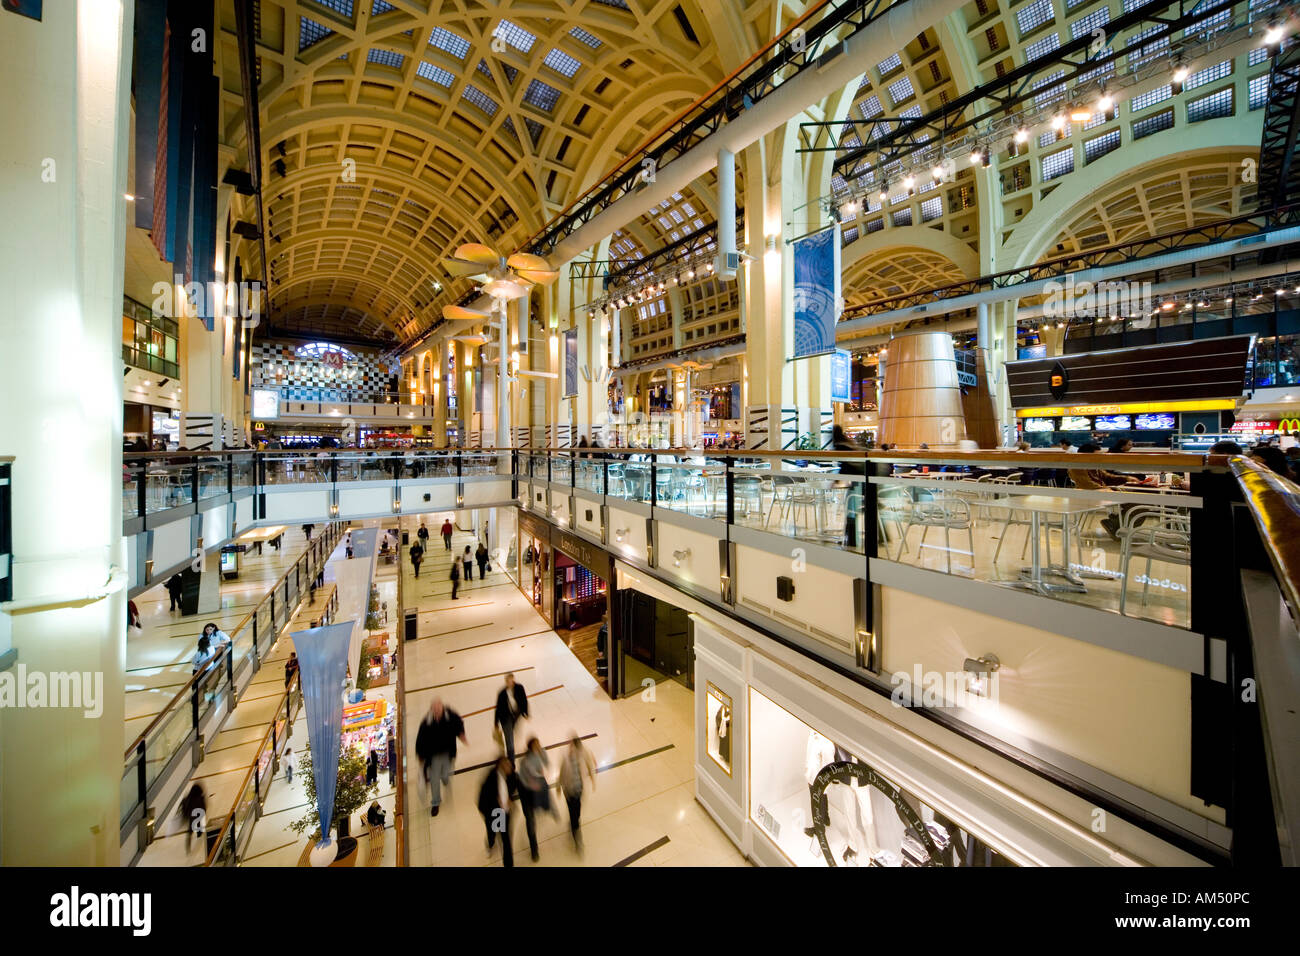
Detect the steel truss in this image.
<box><xmin>524</xmin><ymin>0</ymin><xmax>900</xmax><ymax>257</ymax></box>
<box><xmin>840</xmin><ymin>205</ymin><xmax>1300</xmax><ymax>319</ymax></box>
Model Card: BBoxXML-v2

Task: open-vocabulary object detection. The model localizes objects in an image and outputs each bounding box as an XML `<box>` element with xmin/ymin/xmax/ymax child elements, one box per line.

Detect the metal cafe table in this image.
<box><xmin>984</xmin><ymin>494</ymin><xmax>1100</xmax><ymax>595</ymax></box>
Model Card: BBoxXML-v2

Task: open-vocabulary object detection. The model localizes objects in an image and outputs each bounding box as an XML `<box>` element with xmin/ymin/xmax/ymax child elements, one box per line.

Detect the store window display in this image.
<box><xmin>706</xmin><ymin>684</ymin><xmax>732</xmax><ymax>775</ymax></box>
<box><xmin>749</xmin><ymin>689</ymin><xmax>1014</xmax><ymax>867</ymax></box>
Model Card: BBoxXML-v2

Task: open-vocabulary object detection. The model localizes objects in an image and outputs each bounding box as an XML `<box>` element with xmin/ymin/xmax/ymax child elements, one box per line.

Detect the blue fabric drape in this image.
<box><xmin>293</xmin><ymin>622</ymin><xmax>353</xmax><ymax>848</ymax></box>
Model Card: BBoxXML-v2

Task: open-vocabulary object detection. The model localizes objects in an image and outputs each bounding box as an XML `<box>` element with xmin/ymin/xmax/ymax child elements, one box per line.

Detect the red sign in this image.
<box><xmin>323</xmin><ymin>351</ymin><xmax>344</xmax><ymax>370</ymax></box>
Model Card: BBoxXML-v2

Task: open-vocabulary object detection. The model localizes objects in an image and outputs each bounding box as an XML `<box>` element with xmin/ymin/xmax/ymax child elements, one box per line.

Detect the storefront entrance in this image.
<box><xmin>517</xmin><ymin>510</ymin><xmax>553</xmax><ymax>623</ymax></box>
<box><xmin>551</xmin><ymin>529</ymin><xmax>616</xmax><ymax>696</ymax></box>
<box><xmin>615</xmin><ymin>588</ymin><xmax>693</xmax><ymax>698</ymax></box>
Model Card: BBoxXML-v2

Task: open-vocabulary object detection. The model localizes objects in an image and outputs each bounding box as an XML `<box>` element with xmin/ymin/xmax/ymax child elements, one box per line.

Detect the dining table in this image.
<box><xmin>984</xmin><ymin>494</ymin><xmax>1102</xmax><ymax>595</ymax></box>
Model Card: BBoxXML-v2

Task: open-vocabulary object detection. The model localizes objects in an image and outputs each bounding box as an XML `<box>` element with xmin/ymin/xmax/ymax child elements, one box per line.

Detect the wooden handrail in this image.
<box><xmin>1228</xmin><ymin>455</ymin><xmax>1300</xmax><ymax>618</ymax></box>
<box><xmin>123</xmin><ymin>522</ymin><xmax>342</xmax><ymax>759</ymax></box>
<box><xmin>521</xmin><ymin>447</ymin><xmax>1223</xmax><ymax>467</ymax></box>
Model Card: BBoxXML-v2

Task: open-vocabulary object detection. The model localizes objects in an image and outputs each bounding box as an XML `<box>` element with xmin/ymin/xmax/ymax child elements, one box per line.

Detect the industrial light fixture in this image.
<box><xmin>1263</xmin><ymin>17</ymin><xmax>1284</xmax><ymax>50</ymax></box>
<box><xmin>878</xmin><ymin>182</ymin><xmax>889</xmax><ymax>202</ymax></box>
<box><xmin>931</xmin><ymin>162</ymin><xmax>945</xmax><ymax>180</ymax></box>
<box><xmin>1097</xmin><ymin>90</ymin><xmax>1115</xmax><ymax>118</ymax></box>
<box><xmin>969</xmin><ymin>146</ymin><xmax>990</xmax><ymax>167</ymax></box>
<box><xmin>902</xmin><ymin>174</ymin><xmax>915</xmax><ymax>195</ymax></box>
<box><xmin>963</xmin><ymin>654</ymin><xmax>1000</xmax><ymax>698</ymax></box>
<box><xmin>1014</xmin><ymin>126</ymin><xmax>1030</xmax><ymax>143</ymax></box>
<box><xmin>672</xmin><ymin>548</ymin><xmax>691</xmax><ymax>568</ymax></box>
<box><xmin>1050</xmin><ymin>112</ymin><xmax>1067</xmax><ymax>131</ymax></box>
<box><xmin>1068</xmin><ymin>104</ymin><xmax>1091</xmax><ymax>123</ymax></box>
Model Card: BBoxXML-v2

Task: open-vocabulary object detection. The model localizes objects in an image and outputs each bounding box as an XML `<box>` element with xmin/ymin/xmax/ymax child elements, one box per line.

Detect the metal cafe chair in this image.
<box><xmin>1117</xmin><ymin>506</ymin><xmax>1191</xmax><ymax>615</ymax></box>
<box><xmin>894</xmin><ymin>493</ymin><xmax>975</xmax><ymax>574</ymax></box>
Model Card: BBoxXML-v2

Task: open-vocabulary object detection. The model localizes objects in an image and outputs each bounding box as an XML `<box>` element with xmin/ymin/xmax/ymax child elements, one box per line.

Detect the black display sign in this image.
<box><xmin>809</xmin><ymin>760</ymin><xmax>944</xmax><ymax>867</ymax></box>
<box><xmin>1048</xmin><ymin>361</ymin><xmax>1070</xmax><ymax>400</ymax></box>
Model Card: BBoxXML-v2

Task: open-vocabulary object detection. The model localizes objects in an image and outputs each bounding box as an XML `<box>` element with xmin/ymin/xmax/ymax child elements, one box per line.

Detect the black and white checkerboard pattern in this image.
<box><xmin>250</xmin><ymin>341</ymin><xmax>398</xmax><ymax>396</ymax></box>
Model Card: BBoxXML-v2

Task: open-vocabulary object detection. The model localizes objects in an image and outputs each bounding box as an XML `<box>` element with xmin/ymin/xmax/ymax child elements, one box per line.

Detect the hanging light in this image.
<box><xmin>1050</xmin><ymin>112</ymin><xmax>1067</xmax><ymax>131</ymax></box>
<box><xmin>1171</xmin><ymin>59</ymin><xmax>1189</xmax><ymax>94</ymax></box>
<box><xmin>902</xmin><ymin>174</ymin><xmax>915</xmax><ymax>192</ymax></box>
<box><xmin>931</xmin><ymin>163</ymin><xmax>945</xmax><ymax>180</ymax></box>
<box><xmin>1069</xmin><ymin>103</ymin><xmax>1091</xmax><ymax>123</ymax></box>
<box><xmin>1263</xmin><ymin>17</ymin><xmax>1283</xmax><ymax>49</ymax></box>
<box><xmin>1014</xmin><ymin>126</ymin><xmax>1030</xmax><ymax>143</ymax></box>
<box><xmin>1097</xmin><ymin>90</ymin><xmax>1115</xmax><ymax>117</ymax></box>
<box><xmin>878</xmin><ymin>183</ymin><xmax>889</xmax><ymax>202</ymax></box>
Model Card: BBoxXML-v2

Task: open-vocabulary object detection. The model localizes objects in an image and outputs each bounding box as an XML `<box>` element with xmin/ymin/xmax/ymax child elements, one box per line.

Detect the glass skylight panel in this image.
<box><xmin>1016</xmin><ymin>0</ymin><xmax>1054</xmax><ymax>37</ymax></box>
<box><xmin>372</xmin><ymin>1</ymin><xmax>395</xmax><ymax>13</ymax></box>
<box><xmin>299</xmin><ymin>17</ymin><xmax>334</xmax><ymax>52</ymax></box>
<box><xmin>887</xmin><ymin>75</ymin><xmax>915</xmax><ymax>105</ymax></box>
<box><xmin>570</xmin><ymin>26</ymin><xmax>602</xmax><ymax>48</ymax></box>
<box><xmin>682</xmin><ymin>202</ymin><xmax>696</xmax><ymax>216</ymax></box>
<box><xmin>1041</xmin><ymin>146</ymin><xmax>1075</xmax><ymax>181</ymax></box>
<box><xmin>658</xmin><ymin>216</ymin><xmax>673</xmax><ymax>230</ymax></box>
<box><xmin>525</xmin><ymin>118</ymin><xmax>544</xmax><ymax>145</ymax></box>
<box><xmin>920</xmin><ymin>197</ymin><xmax>942</xmax><ymax>221</ymax></box>
<box><xmin>523</xmin><ymin>78</ymin><xmax>561</xmax><ymax>112</ymax></box>
<box><xmin>1024</xmin><ymin>33</ymin><xmax>1060</xmax><ymax>62</ymax></box>
<box><xmin>367</xmin><ymin>48</ymin><xmax>404</xmax><ymax>68</ymax></box>
<box><xmin>670</xmin><ymin>209</ymin><xmax>683</xmax><ymax>223</ymax></box>
<box><xmin>493</xmin><ymin>19</ymin><xmax>537</xmax><ymax>54</ymax></box>
<box><xmin>1186</xmin><ymin>59</ymin><xmax>1231</xmax><ymax>89</ymax></box>
<box><xmin>1130</xmin><ymin>85</ymin><xmax>1172</xmax><ymax>111</ymax></box>
<box><xmin>1127</xmin><ymin>25</ymin><xmax>1168</xmax><ymax>69</ymax></box>
<box><xmin>1070</xmin><ymin>7</ymin><xmax>1110</xmax><ymax>40</ymax></box>
<box><xmin>1249</xmin><ymin>73</ymin><xmax>1270</xmax><ymax>108</ymax></box>
<box><xmin>312</xmin><ymin>0</ymin><xmax>354</xmax><ymax>17</ymax></box>
<box><xmin>417</xmin><ymin>61</ymin><xmax>454</xmax><ymax>86</ymax></box>
<box><xmin>859</xmin><ymin>94</ymin><xmax>883</xmax><ymax>119</ymax></box>
<box><xmin>428</xmin><ymin>27</ymin><xmax>470</xmax><ymax>60</ymax></box>
<box><xmin>1033</xmin><ymin>70</ymin><xmax>1066</xmax><ymax>107</ymax></box>
<box><xmin>462</xmin><ymin>84</ymin><xmax>499</xmax><ymax>115</ymax></box>
<box><xmin>544</xmin><ymin>48</ymin><xmax>582</xmax><ymax>78</ymax></box>
<box><xmin>1187</xmin><ymin>87</ymin><xmax>1233</xmax><ymax>121</ymax></box>
<box><xmin>1249</xmin><ymin>47</ymin><xmax>1271</xmax><ymax>67</ymax></box>
<box><xmin>1084</xmin><ymin>128</ymin><xmax>1121</xmax><ymax>163</ymax></box>
<box><xmin>877</xmin><ymin>53</ymin><xmax>902</xmax><ymax>76</ymax></box>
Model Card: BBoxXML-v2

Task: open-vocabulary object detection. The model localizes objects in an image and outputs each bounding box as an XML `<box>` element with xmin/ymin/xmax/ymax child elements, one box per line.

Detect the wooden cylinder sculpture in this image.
<box><xmin>878</xmin><ymin>330</ymin><xmax>969</xmax><ymax>450</ymax></box>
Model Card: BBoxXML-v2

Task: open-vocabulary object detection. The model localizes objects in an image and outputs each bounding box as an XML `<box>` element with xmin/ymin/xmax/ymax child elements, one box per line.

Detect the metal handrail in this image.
<box><xmin>122</xmin><ymin>522</ymin><xmax>342</xmax><ymax>758</ymax></box>
<box><xmin>203</xmin><ymin>673</ymin><xmax>301</xmax><ymax>867</ymax></box>
<box><xmin>1228</xmin><ymin>455</ymin><xmax>1300</xmax><ymax>618</ymax></box>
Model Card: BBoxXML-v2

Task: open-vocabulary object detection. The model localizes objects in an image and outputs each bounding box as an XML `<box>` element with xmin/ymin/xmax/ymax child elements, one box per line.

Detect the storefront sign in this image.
<box><xmin>518</xmin><ymin>508</ymin><xmax>550</xmax><ymax>541</ymax></box>
<box><xmin>250</xmin><ymin>387</ymin><xmax>280</xmax><ymax>420</ymax></box>
<box><xmin>809</xmin><ymin>760</ymin><xmax>943</xmax><ymax>867</ymax></box>
<box><xmin>553</xmin><ymin>529</ymin><xmax>610</xmax><ymax>578</ymax></box>
<box><xmin>1016</xmin><ymin>398</ymin><xmax>1237</xmax><ymax>418</ymax></box>
<box><xmin>1048</xmin><ymin>361</ymin><xmax>1070</xmax><ymax>400</ymax></box>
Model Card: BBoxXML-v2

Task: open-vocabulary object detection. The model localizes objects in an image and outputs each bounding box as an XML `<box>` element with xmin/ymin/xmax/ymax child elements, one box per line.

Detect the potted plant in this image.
<box><xmin>288</xmin><ymin>744</ymin><xmax>377</xmax><ymax>857</ymax></box>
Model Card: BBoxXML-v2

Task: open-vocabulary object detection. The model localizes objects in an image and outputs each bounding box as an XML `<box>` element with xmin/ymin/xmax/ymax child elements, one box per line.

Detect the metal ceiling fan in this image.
<box><xmin>440</xmin><ymin>242</ymin><xmax>559</xmax><ymax>322</ymax></box>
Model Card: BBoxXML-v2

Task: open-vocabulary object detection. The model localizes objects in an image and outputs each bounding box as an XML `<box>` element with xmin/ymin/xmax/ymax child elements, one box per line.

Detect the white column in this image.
<box><xmin>0</xmin><ymin>0</ymin><xmax>133</xmax><ymax>865</ymax></box>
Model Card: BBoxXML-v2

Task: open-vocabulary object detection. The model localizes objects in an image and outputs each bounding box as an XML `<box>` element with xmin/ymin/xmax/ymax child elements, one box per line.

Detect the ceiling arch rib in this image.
<box><xmin>221</xmin><ymin>0</ymin><xmax>767</xmax><ymax>346</ymax></box>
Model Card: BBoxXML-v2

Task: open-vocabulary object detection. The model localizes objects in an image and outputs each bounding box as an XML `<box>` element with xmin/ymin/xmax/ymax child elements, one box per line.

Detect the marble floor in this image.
<box><xmin>139</xmin><ymin>526</ymin><xmax>374</xmax><ymax>866</ymax></box>
<box><xmin>124</xmin><ymin>528</ymin><xmax>318</xmax><ymax>749</ymax></box>
<box><xmin>399</xmin><ymin>520</ymin><xmax>747</xmax><ymax>868</ymax></box>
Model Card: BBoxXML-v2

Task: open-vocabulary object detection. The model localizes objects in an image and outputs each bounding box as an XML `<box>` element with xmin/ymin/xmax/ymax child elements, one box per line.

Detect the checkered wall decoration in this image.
<box><xmin>250</xmin><ymin>341</ymin><xmax>398</xmax><ymax>396</ymax></box>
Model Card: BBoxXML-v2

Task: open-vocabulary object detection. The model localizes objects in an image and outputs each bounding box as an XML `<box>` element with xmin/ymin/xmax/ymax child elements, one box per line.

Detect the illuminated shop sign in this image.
<box><xmin>1016</xmin><ymin>399</ymin><xmax>1236</xmax><ymax>418</ymax></box>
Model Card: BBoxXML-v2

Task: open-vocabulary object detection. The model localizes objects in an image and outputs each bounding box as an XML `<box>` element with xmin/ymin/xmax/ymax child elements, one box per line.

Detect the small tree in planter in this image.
<box><xmin>364</xmin><ymin>585</ymin><xmax>381</xmax><ymax>631</ymax></box>
<box><xmin>288</xmin><ymin>744</ymin><xmax>377</xmax><ymax>850</ymax></box>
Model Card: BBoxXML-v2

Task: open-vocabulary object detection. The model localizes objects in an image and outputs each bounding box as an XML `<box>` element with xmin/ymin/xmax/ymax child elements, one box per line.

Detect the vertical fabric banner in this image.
<box><xmin>830</xmin><ymin>349</ymin><xmax>851</xmax><ymax>403</ymax></box>
<box><xmin>792</xmin><ymin>224</ymin><xmax>842</xmax><ymax>359</ymax></box>
<box><xmin>563</xmin><ymin>327</ymin><xmax>579</xmax><ymax>398</ymax></box>
<box><xmin>293</xmin><ymin>622</ymin><xmax>354</xmax><ymax>848</ymax></box>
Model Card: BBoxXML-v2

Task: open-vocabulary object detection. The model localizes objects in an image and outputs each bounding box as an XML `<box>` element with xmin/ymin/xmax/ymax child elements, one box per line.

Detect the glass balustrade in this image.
<box><xmin>873</xmin><ymin>459</ymin><xmax>1195</xmax><ymax>628</ymax></box>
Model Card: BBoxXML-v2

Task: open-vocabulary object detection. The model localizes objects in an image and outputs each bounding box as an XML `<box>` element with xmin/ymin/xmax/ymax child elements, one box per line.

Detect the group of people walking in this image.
<box><xmin>415</xmin><ymin>672</ymin><xmax>596</xmax><ymax>866</ymax></box>
<box><xmin>409</xmin><ymin>519</ymin><xmax>492</xmax><ymax>600</ymax></box>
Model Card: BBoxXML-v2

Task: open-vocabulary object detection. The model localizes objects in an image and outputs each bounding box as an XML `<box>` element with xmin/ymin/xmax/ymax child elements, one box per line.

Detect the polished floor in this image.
<box><xmin>399</xmin><ymin>519</ymin><xmax>746</xmax><ymax>868</ymax></box>
<box><xmin>124</xmin><ymin>529</ymin><xmax>315</xmax><ymax>749</ymax></box>
<box><xmin>139</xmin><ymin>527</ymin><xmax>374</xmax><ymax>866</ymax></box>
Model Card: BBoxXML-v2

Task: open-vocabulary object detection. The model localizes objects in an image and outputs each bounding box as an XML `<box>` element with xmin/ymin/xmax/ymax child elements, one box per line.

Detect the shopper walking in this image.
<box><xmin>386</xmin><ymin>731</ymin><xmax>398</xmax><ymax>786</ymax></box>
<box><xmin>283</xmin><ymin>746</ymin><xmax>295</xmax><ymax>785</ymax></box>
<box><xmin>478</xmin><ymin>756</ymin><xmax>519</xmax><ymax>867</ymax></box>
<box><xmin>417</xmin><ymin>523</ymin><xmax>430</xmax><ymax>553</ymax></box>
<box><xmin>493</xmin><ymin>673</ymin><xmax>530</xmax><ymax>763</ymax></box>
<box><xmin>558</xmin><ymin>735</ymin><xmax>596</xmax><ymax>852</ymax></box>
<box><xmin>414</xmin><ymin>698</ymin><xmax>465</xmax><ymax>816</ymax></box>
<box><xmin>126</xmin><ymin>598</ymin><xmax>143</xmax><ymax>632</ymax></box>
<box><xmin>440</xmin><ymin>518</ymin><xmax>453</xmax><ymax>551</ymax></box>
<box><xmin>165</xmin><ymin>572</ymin><xmax>184</xmax><ymax>612</ymax></box>
<box><xmin>180</xmin><ymin>783</ymin><xmax>207</xmax><ymax>854</ymax></box>
<box><xmin>409</xmin><ymin>541</ymin><xmax>423</xmax><ymax>579</ymax></box>
<box><xmin>191</xmin><ymin>635</ymin><xmax>214</xmax><ymax>674</ymax></box>
<box><xmin>517</xmin><ymin>736</ymin><xmax>553</xmax><ymax>862</ymax></box>
<box><xmin>284</xmin><ymin>651</ymin><xmax>300</xmax><ymax>688</ymax></box>
<box><xmin>475</xmin><ymin>542</ymin><xmax>490</xmax><ymax>579</ymax></box>
<box><xmin>366</xmin><ymin>748</ymin><xmax>379</xmax><ymax>787</ymax></box>
<box><xmin>302</xmin><ymin>523</ymin><xmax>314</xmax><ymax>540</ymax></box>
<box><xmin>449</xmin><ymin>558</ymin><xmax>460</xmax><ymax>599</ymax></box>
<box><xmin>462</xmin><ymin>545</ymin><xmax>474</xmax><ymax>582</ymax></box>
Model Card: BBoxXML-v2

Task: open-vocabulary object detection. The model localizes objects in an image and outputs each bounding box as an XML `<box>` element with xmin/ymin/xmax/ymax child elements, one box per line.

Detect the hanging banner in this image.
<box><xmin>830</xmin><ymin>349</ymin><xmax>851</xmax><ymax>404</ymax></box>
<box><xmin>563</xmin><ymin>327</ymin><xmax>579</xmax><ymax>398</ymax></box>
<box><xmin>791</xmin><ymin>224</ymin><xmax>841</xmax><ymax>359</ymax></box>
<box><xmin>293</xmin><ymin>622</ymin><xmax>354</xmax><ymax>849</ymax></box>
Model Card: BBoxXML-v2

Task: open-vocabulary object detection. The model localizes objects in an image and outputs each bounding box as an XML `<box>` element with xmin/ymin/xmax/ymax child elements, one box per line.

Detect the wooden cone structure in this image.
<box><xmin>879</xmin><ymin>330</ymin><xmax>969</xmax><ymax>449</ymax></box>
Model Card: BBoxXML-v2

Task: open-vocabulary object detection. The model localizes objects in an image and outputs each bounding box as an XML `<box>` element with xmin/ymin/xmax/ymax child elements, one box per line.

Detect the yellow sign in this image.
<box><xmin>1016</xmin><ymin>399</ymin><xmax>1237</xmax><ymax>418</ymax></box>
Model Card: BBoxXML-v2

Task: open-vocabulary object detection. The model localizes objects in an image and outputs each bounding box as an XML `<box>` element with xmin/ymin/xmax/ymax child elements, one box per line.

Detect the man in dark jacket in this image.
<box><xmin>475</xmin><ymin>542</ymin><xmax>490</xmax><ymax>579</ymax></box>
<box><xmin>414</xmin><ymin>698</ymin><xmax>465</xmax><ymax>816</ymax></box>
<box><xmin>165</xmin><ymin>573</ymin><xmax>184</xmax><ymax>612</ymax></box>
<box><xmin>478</xmin><ymin>756</ymin><xmax>519</xmax><ymax>867</ymax></box>
<box><xmin>493</xmin><ymin>673</ymin><xmax>530</xmax><ymax>763</ymax></box>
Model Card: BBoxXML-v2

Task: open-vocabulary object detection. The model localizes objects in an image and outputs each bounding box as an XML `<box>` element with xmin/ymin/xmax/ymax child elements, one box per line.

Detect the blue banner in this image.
<box><xmin>563</xmin><ymin>327</ymin><xmax>578</xmax><ymax>398</ymax></box>
<box><xmin>293</xmin><ymin>622</ymin><xmax>354</xmax><ymax>848</ymax></box>
<box><xmin>830</xmin><ymin>349</ymin><xmax>851</xmax><ymax>404</ymax></box>
<box><xmin>792</xmin><ymin>225</ymin><xmax>841</xmax><ymax>359</ymax></box>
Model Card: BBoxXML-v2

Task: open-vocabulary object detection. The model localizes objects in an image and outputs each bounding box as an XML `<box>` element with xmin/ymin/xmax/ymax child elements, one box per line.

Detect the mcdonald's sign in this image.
<box><xmin>1281</xmin><ymin>418</ymin><xmax>1300</xmax><ymax>435</ymax></box>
